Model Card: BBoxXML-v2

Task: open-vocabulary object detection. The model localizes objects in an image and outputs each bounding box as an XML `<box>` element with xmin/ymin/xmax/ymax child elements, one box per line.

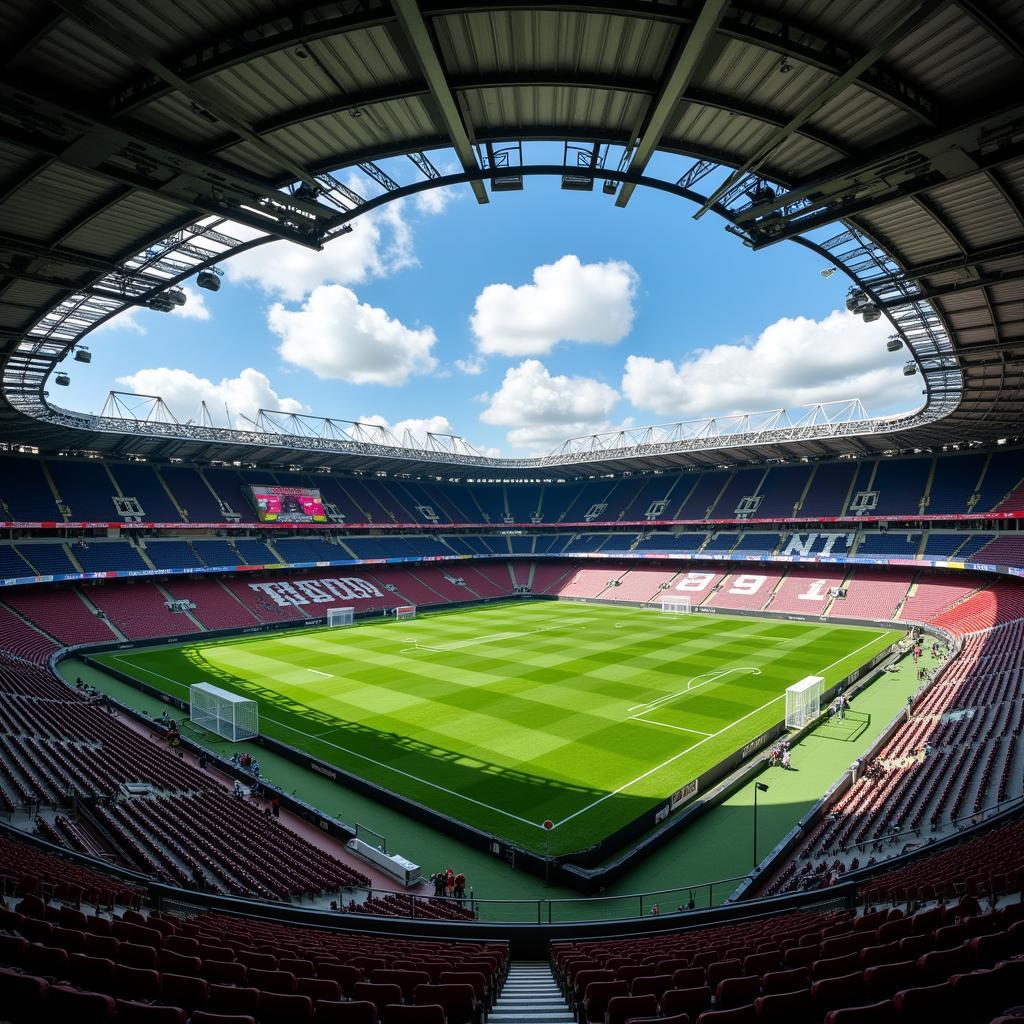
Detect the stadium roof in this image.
<box><xmin>0</xmin><ymin>0</ymin><xmax>1022</xmax><ymax>479</ymax></box>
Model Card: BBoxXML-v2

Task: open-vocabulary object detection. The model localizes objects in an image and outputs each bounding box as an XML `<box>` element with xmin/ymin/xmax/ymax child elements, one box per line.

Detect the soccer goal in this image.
<box><xmin>785</xmin><ymin>675</ymin><xmax>824</xmax><ymax>729</ymax></box>
<box><xmin>327</xmin><ymin>606</ymin><xmax>354</xmax><ymax>628</ymax></box>
<box><xmin>189</xmin><ymin>682</ymin><xmax>258</xmax><ymax>742</ymax></box>
<box><xmin>394</xmin><ymin>605</ymin><xmax>416</xmax><ymax>621</ymax></box>
<box><xmin>660</xmin><ymin>596</ymin><xmax>692</xmax><ymax>614</ymax></box>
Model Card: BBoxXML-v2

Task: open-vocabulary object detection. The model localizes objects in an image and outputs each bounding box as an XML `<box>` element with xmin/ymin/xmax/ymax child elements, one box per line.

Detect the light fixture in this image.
<box><xmin>196</xmin><ymin>269</ymin><xmax>221</xmax><ymax>292</ymax></box>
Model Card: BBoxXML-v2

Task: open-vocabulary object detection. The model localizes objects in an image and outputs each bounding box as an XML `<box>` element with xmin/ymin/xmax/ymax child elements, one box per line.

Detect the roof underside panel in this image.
<box><xmin>0</xmin><ymin>0</ymin><xmax>1020</xmax><ymax>476</ymax></box>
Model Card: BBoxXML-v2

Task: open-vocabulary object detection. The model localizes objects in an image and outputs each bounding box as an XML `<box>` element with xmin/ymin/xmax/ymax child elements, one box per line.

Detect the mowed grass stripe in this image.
<box><xmin>98</xmin><ymin>602</ymin><xmax>900</xmax><ymax>853</ymax></box>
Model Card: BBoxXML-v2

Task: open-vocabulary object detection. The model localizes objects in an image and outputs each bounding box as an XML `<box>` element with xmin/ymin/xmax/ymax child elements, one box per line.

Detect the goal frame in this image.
<box><xmin>189</xmin><ymin>682</ymin><xmax>258</xmax><ymax>743</ymax></box>
<box><xmin>394</xmin><ymin>605</ymin><xmax>416</xmax><ymax>621</ymax></box>
<box><xmin>785</xmin><ymin>675</ymin><xmax>824</xmax><ymax>730</ymax></box>
<box><xmin>327</xmin><ymin>606</ymin><xmax>355</xmax><ymax>628</ymax></box>
<box><xmin>660</xmin><ymin>596</ymin><xmax>692</xmax><ymax>614</ymax></box>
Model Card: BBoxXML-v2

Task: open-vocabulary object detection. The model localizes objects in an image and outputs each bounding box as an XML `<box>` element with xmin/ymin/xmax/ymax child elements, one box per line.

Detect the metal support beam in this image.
<box><xmin>748</xmin><ymin>135</ymin><xmax>1024</xmax><ymax>247</ymax></box>
<box><xmin>615</xmin><ymin>0</ymin><xmax>730</xmax><ymax>208</ymax></box>
<box><xmin>695</xmin><ymin>0</ymin><xmax>945</xmax><ymax>218</ymax></box>
<box><xmin>956</xmin><ymin>0</ymin><xmax>1024</xmax><ymax>62</ymax></box>
<box><xmin>735</xmin><ymin>97</ymin><xmax>1024</xmax><ymax>227</ymax></box>
<box><xmin>879</xmin><ymin>268</ymin><xmax>1024</xmax><ymax>307</ymax></box>
<box><xmin>892</xmin><ymin>237</ymin><xmax>1024</xmax><ymax>280</ymax></box>
<box><xmin>358</xmin><ymin>162</ymin><xmax>401</xmax><ymax>192</ymax></box>
<box><xmin>408</xmin><ymin>152</ymin><xmax>441</xmax><ymax>179</ymax></box>
<box><xmin>0</xmin><ymin>83</ymin><xmax>335</xmax><ymax>246</ymax></box>
<box><xmin>53</xmin><ymin>0</ymin><xmax>326</xmax><ymax>196</ymax></box>
<box><xmin>390</xmin><ymin>0</ymin><xmax>488</xmax><ymax>204</ymax></box>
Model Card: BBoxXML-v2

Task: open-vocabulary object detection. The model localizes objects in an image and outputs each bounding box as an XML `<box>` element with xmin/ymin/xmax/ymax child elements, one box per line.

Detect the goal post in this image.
<box><xmin>189</xmin><ymin>682</ymin><xmax>258</xmax><ymax>742</ymax></box>
<box><xmin>394</xmin><ymin>605</ymin><xmax>416</xmax><ymax>621</ymax></box>
<box><xmin>327</xmin><ymin>606</ymin><xmax>354</xmax><ymax>628</ymax></box>
<box><xmin>660</xmin><ymin>596</ymin><xmax>692</xmax><ymax>614</ymax></box>
<box><xmin>786</xmin><ymin>675</ymin><xmax>824</xmax><ymax>729</ymax></box>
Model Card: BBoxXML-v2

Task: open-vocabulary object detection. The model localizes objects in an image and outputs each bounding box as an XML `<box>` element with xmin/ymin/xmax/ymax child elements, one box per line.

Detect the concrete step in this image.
<box><xmin>492</xmin><ymin>963</ymin><xmax>572</xmax><ymax>1024</ymax></box>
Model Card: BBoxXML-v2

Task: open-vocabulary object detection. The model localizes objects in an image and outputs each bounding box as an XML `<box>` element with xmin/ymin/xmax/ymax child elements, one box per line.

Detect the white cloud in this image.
<box><xmin>222</xmin><ymin>202</ymin><xmax>415</xmax><ymax>301</ymax></box>
<box><xmin>480</xmin><ymin>359</ymin><xmax>620</xmax><ymax>451</ymax></box>
<box><xmin>170</xmin><ymin>285</ymin><xmax>211</xmax><ymax>321</ymax></box>
<box><xmin>414</xmin><ymin>186</ymin><xmax>458</xmax><ymax>216</ymax></box>
<box><xmin>455</xmin><ymin>355</ymin><xmax>485</xmax><ymax>376</ymax></box>
<box><xmin>269</xmin><ymin>284</ymin><xmax>438</xmax><ymax>386</ymax></box>
<box><xmin>470</xmin><ymin>255</ymin><xmax>639</xmax><ymax>356</ymax></box>
<box><xmin>116</xmin><ymin>367</ymin><xmax>307</xmax><ymax>426</ymax></box>
<box><xmin>358</xmin><ymin>413</ymin><xmax>499</xmax><ymax>456</ymax></box>
<box><xmin>358</xmin><ymin>413</ymin><xmax>455</xmax><ymax>441</ymax></box>
<box><xmin>92</xmin><ymin>308</ymin><xmax>146</xmax><ymax>335</ymax></box>
<box><xmin>621</xmin><ymin>309</ymin><xmax>920</xmax><ymax>419</ymax></box>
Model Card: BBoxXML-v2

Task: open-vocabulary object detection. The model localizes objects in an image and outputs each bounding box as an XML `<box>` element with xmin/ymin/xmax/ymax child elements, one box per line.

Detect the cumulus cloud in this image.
<box><xmin>454</xmin><ymin>355</ymin><xmax>485</xmax><ymax>376</ymax></box>
<box><xmin>222</xmin><ymin>202</ymin><xmax>416</xmax><ymax>301</ymax></box>
<box><xmin>358</xmin><ymin>413</ymin><xmax>455</xmax><ymax>440</ymax></box>
<box><xmin>470</xmin><ymin>255</ymin><xmax>639</xmax><ymax>356</ymax></box>
<box><xmin>116</xmin><ymin>367</ymin><xmax>306</xmax><ymax>426</ymax></box>
<box><xmin>414</xmin><ymin>186</ymin><xmax>458</xmax><ymax>216</ymax></box>
<box><xmin>622</xmin><ymin>309</ymin><xmax>920</xmax><ymax>419</ymax></box>
<box><xmin>268</xmin><ymin>284</ymin><xmax>438</xmax><ymax>386</ymax></box>
<box><xmin>170</xmin><ymin>285</ymin><xmax>211</xmax><ymax>321</ymax></box>
<box><xmin>480</xmin><ymin>359</ymin><xmax>620</xmax><ymax>451</ymax></box>
<box><xmin>92</xmin><ymin>308</ymin><xmax>146</xmax><ymax>335</ymax></box>
<box><xmin>357</xmin><ymin>413</ymin><xmax>499</xmax><ymax>456</ymax></box>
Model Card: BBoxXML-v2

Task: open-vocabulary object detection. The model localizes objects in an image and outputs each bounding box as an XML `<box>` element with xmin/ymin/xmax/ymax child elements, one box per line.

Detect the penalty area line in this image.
<box><xmin>552</xmin><ymin>632</ymin><xmax>893</xmax><ymax>831</ymax></box>
<box><xmin>553</xmin><ymin>690</ymin><xmax>787</xmax><ymax>830</ymax></box>
<box><xmin>113</xmin><ymin>657</ymin><xmax>545</xmax><ymax>831</ymax></box>
<box><xmin>629</xmin><ymin>716</ymin><xmax>713</xmax><ymax>736</ymax></box>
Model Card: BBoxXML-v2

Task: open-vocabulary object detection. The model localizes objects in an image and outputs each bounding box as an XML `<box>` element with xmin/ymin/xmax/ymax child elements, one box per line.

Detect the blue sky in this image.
<box><xmin>73</xmin><ymin>147</ymin><xmax>920</xmax><ymax>455</ymax></box>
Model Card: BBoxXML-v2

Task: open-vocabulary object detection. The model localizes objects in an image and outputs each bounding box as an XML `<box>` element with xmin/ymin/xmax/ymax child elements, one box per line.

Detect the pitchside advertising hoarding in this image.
<box><xmin>248</xmin><ymin>484</ymin><xmax>327</xmax><ymax>524</ymax></box>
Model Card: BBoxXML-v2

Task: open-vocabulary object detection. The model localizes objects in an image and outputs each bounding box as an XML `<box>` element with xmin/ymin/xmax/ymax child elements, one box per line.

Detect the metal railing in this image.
<box><xmin>354</xmin><ymin>875</ymin><xmax>753</xmax><ymax>925</ymax></box>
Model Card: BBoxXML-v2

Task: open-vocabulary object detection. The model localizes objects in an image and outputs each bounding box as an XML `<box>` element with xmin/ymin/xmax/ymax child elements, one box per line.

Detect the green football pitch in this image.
<box><xmin>95</xmin><ymin>601</ymin><xmax>901</xmax><ymax>855</ymax></box>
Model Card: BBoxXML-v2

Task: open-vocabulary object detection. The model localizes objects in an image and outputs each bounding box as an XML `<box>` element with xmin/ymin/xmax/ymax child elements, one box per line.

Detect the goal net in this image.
<box><xmin>189</xmin><ymin>682</ymin><xmax>258</xmax><ymax>743</ymax></box>
<box><xmin>660</xmin><ymin>596</ymin><xmax>692</xmax><ymax>614</ymax></box>
<box><xmin>395</xmin><ymin>605</ymin><xmax>416</xmax><ymax>621</ymax></box>
<box><xmin>785</xmin><ymin>675</ymin><xmax>824</xmax><ymax>730</ymax></box>
<box><xmin>327</xmin><ymin>606</ymin><xmax>354</xmax><ymax>627</ymax></box>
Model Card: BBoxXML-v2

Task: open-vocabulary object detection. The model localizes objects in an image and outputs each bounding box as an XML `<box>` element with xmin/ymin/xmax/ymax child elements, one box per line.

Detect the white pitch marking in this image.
<box><xmin>307</xmin><ymin>669</ymin><xmax>331</xmax><ymax>678</ymax></box>
<box><xmin>111</xmin><ymin>657</ymin><xmax>545</xmax><ymax>830</ymax></box>
<box><xmin>399</xmin><ymin>622</ymin><xmax>569</xmax><ymax>654</ymax></box>
<box><xmin>628</xmin><ymin>667</ymin><xmax>761</xmax><ymax>712</ymax></box>
<box><xmin>552</xmin><ymin>630</ymin><xmax>892</xmax><ymax>830</ymax></box>
<box><xmin>631</xmin><ymin>718</ymin><xmax>713</xmax><ymax>736</ymax></box>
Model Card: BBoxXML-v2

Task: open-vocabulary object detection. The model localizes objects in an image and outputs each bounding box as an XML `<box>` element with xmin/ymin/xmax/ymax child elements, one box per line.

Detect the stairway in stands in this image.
<box><xmin>490</xmin><ymin>962</ymin><xmax>573</xmax><ymax>1024</ymax></box>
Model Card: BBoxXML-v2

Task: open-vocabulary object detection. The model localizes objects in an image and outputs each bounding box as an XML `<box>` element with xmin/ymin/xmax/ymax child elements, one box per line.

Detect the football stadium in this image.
<box><xmin>0</xmin><ymin>2</ymin><xmax>1023</xmax><ymax>1022</ymax></box>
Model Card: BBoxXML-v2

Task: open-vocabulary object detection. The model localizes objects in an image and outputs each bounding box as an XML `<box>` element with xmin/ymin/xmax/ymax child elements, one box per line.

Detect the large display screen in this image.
<box><xmin>249</xmin><ymin>485</ymin><xmax>328</xmax><ymax>523</ymax></box>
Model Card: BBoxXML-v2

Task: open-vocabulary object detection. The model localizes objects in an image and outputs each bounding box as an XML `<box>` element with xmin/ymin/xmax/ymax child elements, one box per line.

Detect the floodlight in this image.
<box><xmin>820</xmin><ymin>267</ymin><xmax>837</xmax><ymax>278</ymax></box>
<box><xmin>845</xmin><ymin>286</ymin><xmax>868</xmax><ymax>312</ymax></box>
<box><xmin>861</xmin><ymin>302</ymin><xmax>881</xmax><ymax>322</ymax></box>
<box><xmin>73</xmin><ymin>346</ymin><xmax>91</xmax><ymax>363</ymax></box>
<box><xmin>55</xmin><ymin>372</ymin><xmax>70</xmax><ymax>386</ymax></box>
<box><xmin>196</xmin><ymin>269</ymin><xmax>221</xmax><ymax>292</ymax></box>
<box><xmin>166</xmin><ymin>287</ymin><xmax>187</xmax><ymax>307</ymax></box>
<box><xmin>887</xmin><ymin>335</ymin><xmax>903</xmax><ymax>352</ymax></box>
<box><xmin>903</xmin><ymin>361</ymin><xmax>918</xmax><ymax>376</ymax></box>
<box><xmin>602</xmin><ymin>179</ymin><xmax>617</xmax><ymax>195</ymax></box>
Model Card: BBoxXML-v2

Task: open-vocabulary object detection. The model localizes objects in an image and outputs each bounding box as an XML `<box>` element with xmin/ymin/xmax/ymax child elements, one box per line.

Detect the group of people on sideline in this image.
<box><xmin>430</xmin><ymin>866</ymin><xmax>468</xmax><ymax>899</ymax></box>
